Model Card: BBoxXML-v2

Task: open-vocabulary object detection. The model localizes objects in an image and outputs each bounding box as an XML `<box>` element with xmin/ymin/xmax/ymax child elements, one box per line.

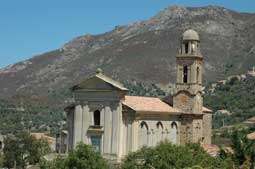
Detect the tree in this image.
<box><xmin>42</xmin><ymin>143</ymin><xmax>110</xmax><ymax>169</ymax></box>
<box><xmin>0</xmin><ymin>154</ymin><xmax>3</xmax><ymax>168</ymax></box>
<box><xmin>230</xmin><ymin>130</ymin><xmax>255</xmax><ymax>168</ymax></box>
<box><xmin>3</xmin><ymin>132</ymin><xmax>50</xmax><ymax>168</ymax></box>
<box><xmin>121</xmin><ymin>142</ymin><xmax>232</xmax><ymax>169</ymax></box>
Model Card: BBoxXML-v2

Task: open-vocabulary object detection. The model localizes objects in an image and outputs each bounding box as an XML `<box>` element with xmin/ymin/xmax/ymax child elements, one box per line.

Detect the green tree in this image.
<box><xmin>43</xmin><ymin>143</ymin><xmax>109</xmax><ymax>169</ymax></box>
<box><xmin>230</xmin><ymin>130</ymin><xmax>255</xmax><ymax>168</ymax></box>
<box><xmin>3</xmin><ymin>132</ymin><xmax>50</xmax><ymax>168</ymax></box>
<box><xmin>0</xmin><ymin>154</ymin><xmax>3</xmax><ymax>168</ymax></box>
<box><xmin>121</xmin><ymin>142</ymin><xmax>232</xmax><ymax>169</ymax></box>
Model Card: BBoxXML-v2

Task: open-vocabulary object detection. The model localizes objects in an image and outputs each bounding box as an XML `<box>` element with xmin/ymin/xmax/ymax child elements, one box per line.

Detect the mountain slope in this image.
<box><xmin>1</xmin><ymin>6</ymin><xmax>255</xmax><ymax>97</ymax></box>
<box><xmin>204</xmin><ymin>75</ymin><xmax>255</xmax><ymax>128</ymax></box>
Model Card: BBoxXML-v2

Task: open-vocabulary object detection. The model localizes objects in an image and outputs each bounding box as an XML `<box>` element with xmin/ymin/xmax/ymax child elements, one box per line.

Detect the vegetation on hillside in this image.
<box><xmin>2</xmin><ymin>132</ymin><xmax>50</xmax><ymax>168</ymax></box>
<box><xmin>123</xmin><ymin>81</ymin><xmax>166</xmax><ymax>97</ymax></box>
<box><xmin>0</xmin><ymin>88</ymin><xmax>69</xmax><ymax>135</ymax></box>
<box><xmin>204</xmin><ymin>77</ymin><xmax>255</xmax><ymax>128</ymax></box>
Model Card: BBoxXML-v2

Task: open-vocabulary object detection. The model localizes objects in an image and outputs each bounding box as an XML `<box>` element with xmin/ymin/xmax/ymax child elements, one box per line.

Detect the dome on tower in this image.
<box><xmin>182</xmin><ymin>29</ymin><xmax>199</xmax><ymax>41</ymax></box>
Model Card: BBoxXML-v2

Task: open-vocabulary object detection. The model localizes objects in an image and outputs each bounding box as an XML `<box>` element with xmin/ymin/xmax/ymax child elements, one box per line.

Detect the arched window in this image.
<box><xmin>185</xmin><ymin>42</ymin><xmax>189</xmax><ymax>54</ymax></box>
<box><xmin>93</xmin><ymin>110</ymin><xmax>100</xmax><ymax>126</ymax></box>
<box><xmin>156</xmin><ymin>121</ymin><xmax>163</xmax><ymax>129</ymax></box>
<box><xmin>155</xmin><ymin>122</ymin><xmax>164</xmax><ymax>146</ymax></box>
<box><xmin>191</xmin><ymin>43</ymin><xmax>196</xmax><ymax>53</ymax></box>
<box><xmin>171</xmin><ymin>122</ymin><xmax>177</xmax><ymax>129</ymax></box>
<box><xmin>183</xmin><ymin>66</ymin><xmax>188</xmax><ymax>83</ymax></box>
<box><xmin>139</xmin><ymin>121</ymin><xmax>149</xmax><ymax>148</ymax></box>
<box><xmin>140</xmin><ymin>121</ymin><xmax>149</xmax><ymax>130</ymax></box>
<box><xmin>196</xmin><ymin>66</ymin><xmax>200</xmax><ymax>83</ymax></box>
<box><xmin>170</xmin><ymin>122</ymin><xmax>178</xmax><ymax>144</ymax></box>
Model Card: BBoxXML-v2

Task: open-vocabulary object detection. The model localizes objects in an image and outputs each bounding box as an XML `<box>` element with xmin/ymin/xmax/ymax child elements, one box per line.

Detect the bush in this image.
<box><xmin>121</xmin><ymin>142</ymin><xmax>232</xmax><ymax>169</ymax></box>
<box><xmin>3</xmin><ymin>132</ymin><xmax>50</xmax><ymax>168</ymax></box>
<box><xmin>43</xmin><ymin>143</ymin><xmax>110</xmax><ymax>169</ymax></box>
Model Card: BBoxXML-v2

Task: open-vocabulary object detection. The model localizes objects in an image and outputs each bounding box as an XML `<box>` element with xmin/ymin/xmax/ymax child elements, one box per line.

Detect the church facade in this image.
<box><xmin>65</xmin><ymin>30</ymin><xmax>212</xmax><ymax>161</ymax></box>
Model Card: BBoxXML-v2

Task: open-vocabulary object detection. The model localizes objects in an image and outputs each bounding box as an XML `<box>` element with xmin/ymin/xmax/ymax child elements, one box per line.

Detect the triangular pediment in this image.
<box><xmin>72</xmin><ymin>73</ymin><xmax>128</xmax><ymax>91</ymax></box>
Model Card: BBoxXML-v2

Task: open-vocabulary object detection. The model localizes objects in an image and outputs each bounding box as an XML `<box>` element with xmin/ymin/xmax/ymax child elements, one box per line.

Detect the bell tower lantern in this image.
<box><xmin>173</xmin><ymin>29</ymin><xmax>203</xmax><ymax>114</ymax></box>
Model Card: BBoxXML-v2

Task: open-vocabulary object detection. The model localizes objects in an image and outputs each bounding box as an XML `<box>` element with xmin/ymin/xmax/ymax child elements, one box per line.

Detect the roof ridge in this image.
<box><xmin>125</xmin><ymin>95</ymin><xmax>160</xmax><ymax>99</ymax></box>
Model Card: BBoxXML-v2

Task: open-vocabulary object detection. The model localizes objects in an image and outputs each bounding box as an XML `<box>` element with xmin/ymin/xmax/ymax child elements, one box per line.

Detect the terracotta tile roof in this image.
<box><xmin>202</xmin><ymin>144</ymin><xmax>233</xmax><ymax>157</ymax></box>
<box><xmin>202</xmin><ymin>107</ymin><xmax>213</xmax><ymax>113</ymax></box>
<box><xmin>245</xmin><ymin>116</ymin><xmax>255</xmax><ymax>124</ymax></box>
<box><xmin>224</xmin><ymin>146</ymin><xmax>234</xmax><ymax>154</ymax></box>
<box><xmin>247</xmin><ymin>132</ymin><xmax>255</xmax><ymax>139</ymax></box>
<box><xmin>31</xmin><ymin>132</ymin><xmax>56</xmax><ymax>145</ymax></box>
<box><xmin>201</xmin><ymin>144</ymin><xmax>220</xmax><ymax>157</ymax></box>
<box><xmin>123</xmin><ymin>96</ymin><xmax>181</xmax><ymax>114</ymax></box>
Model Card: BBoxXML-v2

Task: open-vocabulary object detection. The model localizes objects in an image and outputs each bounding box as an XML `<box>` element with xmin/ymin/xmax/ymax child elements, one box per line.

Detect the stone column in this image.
<box><xmin>111</xmin><ymin>102</ymin><xmax>121</xmax><ymax>159</ymax></box>
<box><xmin>132</xmin><ymin>120</ymin><xmax>139</xmax><ymax>152</ymax></box>
<box><xmin>191</xmin><ymin>64</ymin><xmax>196</xmax><ymax>84</ymax></box>
<box><xmin>82</xmin><ymin>104</ymin><xmax>90</xmax><ymax>144</ymax></box>
<box><xmin>67</xmin><ymin>111</ymin><xmax>74</xmax><ymax>151</ymax></box>
<box><xmin>177</xmin><ymin>65</ymin><xmax>183</xmax><ymax>83</ymax></box>
<box><xmin>188</xmin><ymin>66</ymin><xmax>191</xmax><ymax>83</ymax></box>
<box><xmin>188</xmin><ymin>41</ymin><xmax>192</xmax><ymax>54</ymax></box>
<box><xmin>74</xmin><ymin>104</ymin><xmax>83</xmax><ymax>147</ymax></box>
<box><xmin>103</xmin><ymin>105</ymin><xmax>112</xmax><ymax>155</ymax></box>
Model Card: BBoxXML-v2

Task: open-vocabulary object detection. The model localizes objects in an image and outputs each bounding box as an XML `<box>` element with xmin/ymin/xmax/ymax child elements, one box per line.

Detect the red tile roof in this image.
<box><xmin>202</xmin><ymin>144</ymin><xmax>220</xmax><ymax>157</ymax></box>
<box><xmin>31</xmin><ymin>132</ymin><xmax>56</xmax><ymax>145</ymax></box>
<box><xmin>247</xmin><ymin>132</ymin><xmax>255</xmax><ymax>139</ymax></box>
<box><xmin>202</xmin><ymin>144</ymin><xmax>233</xmax><ymax>157</ymax></box>
<box><xmin>245</xmin><ymin>117</ymin><xmax>255</xmax><ymax>124</ymax></box>
<box><xmin>202</xmin><ymin>107</ymin><xmax>213</xmax><ymax>113</ymax></box>
<box><xmin>123</xmin><ymin>96</ymin><xmax>181</xmax><ymax>114</ymax></box>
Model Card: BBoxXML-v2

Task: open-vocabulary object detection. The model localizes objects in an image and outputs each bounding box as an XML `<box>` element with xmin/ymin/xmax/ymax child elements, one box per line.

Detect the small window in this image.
<box><xmin>183</xmin><ymin>66</ymin><xmax>188</xmax><ymax>83</ymax></box>
<box><xmin>185</xmin><ymin>43</ymin><xmax>189</xmax><ymax>54</ymax></box>
<box><xmin>196</xmin><ymin>67</ymin><xmax>200</xmax><ymax>83</ymax></box>
<box><xmin>93</xmin><ymin>110</ymin><xmax>100</xmax><ymax>126</ymax></box>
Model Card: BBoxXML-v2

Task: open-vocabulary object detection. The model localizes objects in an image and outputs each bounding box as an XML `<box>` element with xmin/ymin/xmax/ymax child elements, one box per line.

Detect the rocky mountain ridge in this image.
<box><xmin>1</xmin><ymin>6</ymin><xmax>255</xmax><ymax>98</ymax></box>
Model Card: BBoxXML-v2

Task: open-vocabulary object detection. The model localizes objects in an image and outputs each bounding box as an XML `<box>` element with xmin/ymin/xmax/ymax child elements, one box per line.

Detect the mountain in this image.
<box><xmin>1</xmin><ymin>6</ymin><xmax>255</xmax><ymax>98</ymax></box>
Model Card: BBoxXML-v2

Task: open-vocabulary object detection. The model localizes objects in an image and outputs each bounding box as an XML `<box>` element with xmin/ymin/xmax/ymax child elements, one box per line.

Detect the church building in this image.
<box><xmin>65</xmin><ymin>29</ymin><xmax>213</xmax><ymax>161</ymax></box>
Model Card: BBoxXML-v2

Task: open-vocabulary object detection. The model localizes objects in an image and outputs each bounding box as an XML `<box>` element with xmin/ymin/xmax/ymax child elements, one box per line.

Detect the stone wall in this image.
<box><xmin>202</xmin><ymin>113</ymin><xmax>212</xmax><ymax>144</ymax></box>
<box><xmin>173</xmin><ymin>91</ymin><xmax>203</xmax><ymax>114</ymax></box>
<box><xmin>179</xmin><ymin>115</ymin><xmax>204</xmax><ymax>144</ymax></box>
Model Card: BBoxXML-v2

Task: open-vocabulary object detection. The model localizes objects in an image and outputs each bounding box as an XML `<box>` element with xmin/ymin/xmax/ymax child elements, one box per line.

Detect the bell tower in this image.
<box><xmin>173</xmin><ymin>29</ymin><xmax>205</xmax><ymax>144</ymax></box>
<box><xmin>173</xmin><ymin>29</ymin><xmax>203</xmax><ymax>114</ymax></box>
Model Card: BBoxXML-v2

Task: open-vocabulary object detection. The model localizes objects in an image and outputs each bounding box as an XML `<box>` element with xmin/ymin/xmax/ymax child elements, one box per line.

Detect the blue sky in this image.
<box><xmin>0</xmin><ymin>0</ymin><xmax>254</xmax><ymax>68</ymax></box>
